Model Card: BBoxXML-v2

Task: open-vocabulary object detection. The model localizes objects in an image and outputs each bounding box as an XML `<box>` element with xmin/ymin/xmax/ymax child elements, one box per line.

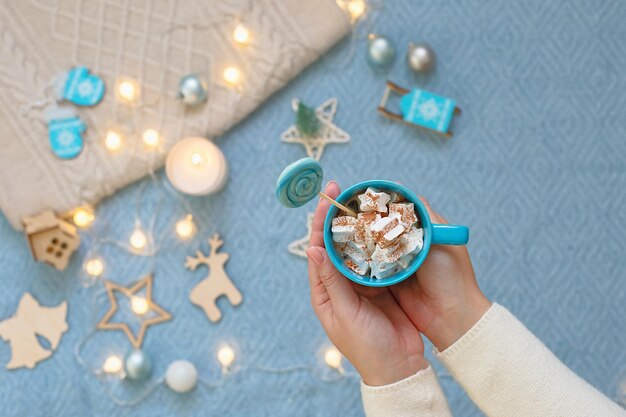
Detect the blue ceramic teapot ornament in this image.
<box><xmin>55</xmin><ymin>66</ymin><xmax>105</xmax><ymax>107</ymax></box>
<box><xmin>44</xmin><ymin>106</ymin><xmax>86</xmax><ymax>159</ymax></box>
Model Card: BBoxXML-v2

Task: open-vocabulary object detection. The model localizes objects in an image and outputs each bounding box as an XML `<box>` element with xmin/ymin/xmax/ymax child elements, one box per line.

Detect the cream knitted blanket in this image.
<box><xmin>0</xmin><ymin>0</ymin><xmax>349</xmax><ymax>229</ymax></box>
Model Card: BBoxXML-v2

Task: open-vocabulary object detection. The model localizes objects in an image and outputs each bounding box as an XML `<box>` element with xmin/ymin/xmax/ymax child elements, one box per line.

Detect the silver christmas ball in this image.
<box><xmin>367</xmin><ymin>34</ymin><xmax>396</xmax><ymax>68</ymax></box>
<box><xmin>125</xmin><ymin>350</ymin><xmax>152</xmax><ymax>381</ymax></box>
<box><xmin>178</xmin><ymin>74</ymin><xmax>208</xmax><ymax>106</ymax></box>
<box><xmin>407</xmin><ymin>43</ymin><xmax>436</xmax><ymax>73</ymax></box>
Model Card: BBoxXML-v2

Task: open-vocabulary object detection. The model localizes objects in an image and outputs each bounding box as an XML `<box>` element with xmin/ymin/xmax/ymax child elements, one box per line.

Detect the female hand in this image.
<box><xmin>390</xmin><ymin>197</ymin><xmax>491</xmax><ymax>351</ymax></box>
<box><xmin>306</xmin><ymin>181</ymin><xmax>428</xmax><ymax>386</ymax></box>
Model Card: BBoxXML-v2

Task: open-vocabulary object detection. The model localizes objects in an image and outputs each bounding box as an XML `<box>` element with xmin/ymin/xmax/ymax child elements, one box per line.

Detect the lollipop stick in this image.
<box><xmin>318</xmin><ymin>192</ymin><xmax>358</xmax><ymax>217</ymax></box>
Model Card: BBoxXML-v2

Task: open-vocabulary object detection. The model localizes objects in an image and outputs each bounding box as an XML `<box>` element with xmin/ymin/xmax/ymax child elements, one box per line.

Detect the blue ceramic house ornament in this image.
<box><xmin>378</xmin><ymin>81</ymin><xmax>460</xmax><ymax>136</ymax></box>
<box><xmin>56</xmin><ymin>66</ymin><xmax>105</xmax><ymax>107</ymax></box>
<box><xmin>44</xmin><ymin>107</ymin><xmax>86</xmax><ymax>159</ymax></box>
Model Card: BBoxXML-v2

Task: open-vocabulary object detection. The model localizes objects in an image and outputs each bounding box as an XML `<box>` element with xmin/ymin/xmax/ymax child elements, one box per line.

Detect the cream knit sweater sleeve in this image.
<box><xmin>361</xmin><ymin>365</ymin><xmax>453</xmax><ymax>417</ymax></box>
<box><xmin>361</xmin><ymin>303</ymin><xmax>626</xmax><ymax>417</ymax></box>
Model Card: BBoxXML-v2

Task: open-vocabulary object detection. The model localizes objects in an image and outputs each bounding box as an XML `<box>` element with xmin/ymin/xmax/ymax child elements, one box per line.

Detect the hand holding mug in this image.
<box><xmin>306</xmin><ymin>182</ymin><xmax>428</xmax><ymax>386</ymax></box>
<box><xmin>390</xmin><ymin>197</ymin><xmax>491</xmax><ymax>350</ymax></box>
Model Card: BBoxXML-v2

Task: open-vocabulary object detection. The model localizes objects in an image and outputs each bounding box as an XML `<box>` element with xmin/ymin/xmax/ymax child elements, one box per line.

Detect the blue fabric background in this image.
<box><xmin>1</xmin><ymin>1</ymin><xmax>625</xmax><ymax>416</ymax></box>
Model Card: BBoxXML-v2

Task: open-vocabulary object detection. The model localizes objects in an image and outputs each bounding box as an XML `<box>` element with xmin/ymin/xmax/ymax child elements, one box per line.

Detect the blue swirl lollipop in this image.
<box><xmin>276</xmin><ymin>158</ymin><xmax>358</xmax><ymax>217</ymax></box>
<box><xmin>276</xmin><ymin>158</ymin><xmax>323</xmax><ymax>208</ymax></box>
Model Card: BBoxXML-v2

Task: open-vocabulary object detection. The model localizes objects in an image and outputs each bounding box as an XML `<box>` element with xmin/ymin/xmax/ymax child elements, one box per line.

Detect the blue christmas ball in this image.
<box><xmin>125</xmin><ymin>350</ymin><xmax>152</xmax><ymax>380</ymax></box>
<box><xmin>367</xmin><ymin>34</ymin><xmax>396</xmax><ymax>68</ymax></box>
<box><xmin>178</xmin><ymin>74</ymin><xmax>208</xmax><ymax>106</ymax></box>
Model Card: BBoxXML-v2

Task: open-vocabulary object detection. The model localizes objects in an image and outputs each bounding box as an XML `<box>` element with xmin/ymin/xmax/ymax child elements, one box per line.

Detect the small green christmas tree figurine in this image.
<box><xmin>295</xmin><ymin>101</ymin><xmax>320</xmax><ymax>137</ymax></box>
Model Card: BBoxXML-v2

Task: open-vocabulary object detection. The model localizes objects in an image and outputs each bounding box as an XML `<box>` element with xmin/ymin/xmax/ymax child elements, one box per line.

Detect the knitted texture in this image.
<box><xmin>361</xmin><ymin>365</ymin><xmax>452</xmax><ymax>417</ymax></box>
<box><xmin>0</xmin><ymin>0</ymin><xmax>349</xmax><ymax>229</ymax></box>
<box><xmin>435</xmin><ymin>304</ymin><xmax>626</xmax><ymax>417</ymax></box>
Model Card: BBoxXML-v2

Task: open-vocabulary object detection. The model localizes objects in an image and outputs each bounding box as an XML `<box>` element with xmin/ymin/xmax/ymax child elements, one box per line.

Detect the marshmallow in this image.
<box><xmin>335</xmin><ymin>242</ymin><xmax>370</xmax><ymax>275</ymax></box>
<box><xmin>389</xmin><ymin>192</ymin><xmax>407</xmax><ymax>203</ymax></box>
<box><xmin>371</xmin><ymin>241</ymin><xmax>403</xmax><ymax>267</ymax></box>
<box><xmin>331</xmin><ymin>216</ymin><xmax>357</xmax><ymax>243</ymax></box>
<box><xmin>389</xmin><ymin>203</ymin><xmax>418</xmax><ymax>230</ymax></box>
<box><xmin>401</xmin><ymin>226</ymin><xmax>424</xmax><ymax>256</ymax></box>
<box><xmin>358</xmin><ymin>187</ymin><xmax>391</xmax><ymax>213</ymax></box>
<box><xmin>331</xmin><ymin>188</ymin><xmax>424</xmax><ymax>279</ymax></box>
<box><xmin>355</xmin><ymin>212</ymin><xmax>380</xmax><ymax>255</ymax></box>
<box><xmin>397</xmin><ymin>254</ymin><xmax>415</xmax><ymax>269</ymax></box>
<box><xmin>370</xmin><ymin>261</ymin><xmax>401</xmax><ymax>279</ymax></box>
<box><xmin>370</xmin><ymin>213</ymin><xmax>405</xmax><ymax>248</ymax></box>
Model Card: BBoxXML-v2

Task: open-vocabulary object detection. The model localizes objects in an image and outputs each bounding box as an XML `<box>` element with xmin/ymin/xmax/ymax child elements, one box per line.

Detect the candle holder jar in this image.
<box><xmin>165</xmin><ymin>137</ymin><xmax>228</xmax><ymax>195</ymax></box>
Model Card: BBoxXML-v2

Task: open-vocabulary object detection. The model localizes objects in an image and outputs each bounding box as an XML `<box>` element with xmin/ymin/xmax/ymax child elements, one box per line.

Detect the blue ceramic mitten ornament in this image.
<box><xmin>56</xmin><ymin>66</ymin><xmax>105</xmax><ymax>107</ymax></box>
<box><xmin>44</xmin><ymin>107</ymin><xmax>86</xmax><ymax>159</ymax></box>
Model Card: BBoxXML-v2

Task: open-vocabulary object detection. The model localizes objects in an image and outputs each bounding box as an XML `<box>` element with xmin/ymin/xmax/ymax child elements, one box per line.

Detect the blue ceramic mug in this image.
<box><xmin>323</xmin><ymin>180</ymin><xmax>469</xmax><ymax>287</ymax></box>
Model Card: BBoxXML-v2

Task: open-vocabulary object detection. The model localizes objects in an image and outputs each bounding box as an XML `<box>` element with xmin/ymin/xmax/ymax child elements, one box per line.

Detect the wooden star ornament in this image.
<box><xmin>281</xmin><ymin>98</ymin><xmax>350</xmax><ymax>161</ymax></box>
<box><xmin>287</xmin><ymin>212</ymin><xmax>314</xmax><ymax>258</ymax></box>
<box><xmin>97</xmin><ymin>275</ymin><xmax>171</xmax><ymax>349</ymax></box>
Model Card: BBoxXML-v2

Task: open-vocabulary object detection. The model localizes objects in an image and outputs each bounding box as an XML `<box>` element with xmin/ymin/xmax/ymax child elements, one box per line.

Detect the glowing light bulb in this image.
<box><xmin>324</xmin><ymin>347</ymin><xmax>342</xmax><ymax>369</ymax></box>
<box><xmin>217</xmin><ymin>345</ymin><xmax>236</xmax><ymax>369</ymax></box>
<box><xmin>222</xmin><ymin>66</ymin><xmax>241</xmax><ymax>86</ymax></box>
<box><xmin>129</xmin><ymin>228</ymin><xmax>147</xmax><ymax>250</ymax></box>
<box><xmin>85</xmin><ymin>258</ymin><xmax>105</xmax><ymax>277</ymax></box>
<box><xmin>131</xmin><ymin>296</ymin><xmax>149</xmax><ymax>315</ymax></box>
<box><xmin>232</xmin><ymin>24</ymin><xmax>250</xmax><ymax>44</ymax></box>
<box><xmin>73</xmin><ymin>207</ymin><xmax>95</xmax><ymax>228</ymax></box>
<box><xmin>142</xmin><ymin>129</ymin><xmax>160</xmax><ymax>147</ymax></box>
<box><xmin>190</xmin><ymin>152</ymin><xmax>204</xmax><ymax>166</ymax></box>
<box><xmin>103</xmin><ymin>355</ymin><xmax>123</xmax><ymax>374</ymax></box>
<box><xmin>104</xmin><ymin>130</ymin><xmax>123</xmax><ymax>152</ymax></box>
<box><xmin>175</xmin><ymin>215</ymin><xmax>196</xmax><ymax>239</ymax></box>
<box><xmin>117</xmin><ymin>79</ymin><xmax>139</xmax><ymax>103</ymax></box>
<box><xmin>347</xmin><ymin>0</ymin><xmax>366</xmax><ymax>20</ymax></box>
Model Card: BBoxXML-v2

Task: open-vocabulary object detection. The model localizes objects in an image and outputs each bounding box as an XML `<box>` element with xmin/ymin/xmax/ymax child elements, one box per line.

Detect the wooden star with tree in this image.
<box><xmin>281</xmin><ymin>98</ymin><xmax>350</xmax><ymax>161</ymax></box>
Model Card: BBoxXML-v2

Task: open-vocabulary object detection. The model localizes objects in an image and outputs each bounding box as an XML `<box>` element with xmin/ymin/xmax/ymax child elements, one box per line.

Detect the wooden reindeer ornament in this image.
<box><xmin>185</xmin><ymin>233</ymin><xmax>242</xmax><ymax>323</ymax></box>
<box><xmin>0</xmin><ymin>293</ymin><xmax>68</xmax><ymax>370</ymax></box>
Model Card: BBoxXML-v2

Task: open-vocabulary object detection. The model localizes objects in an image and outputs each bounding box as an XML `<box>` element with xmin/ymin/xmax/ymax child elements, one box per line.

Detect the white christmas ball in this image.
<box><xmin>165</xmin><ymin>360</ymin><xmax>198</xmax><ymax>393</ymax></box>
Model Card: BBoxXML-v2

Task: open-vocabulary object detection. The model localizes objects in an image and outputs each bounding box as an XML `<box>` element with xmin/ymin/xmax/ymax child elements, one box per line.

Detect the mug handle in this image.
<box><xmin>432</xmin><ymin>224</ymin><xmax>469</xmax><ymax>245</ymax></box>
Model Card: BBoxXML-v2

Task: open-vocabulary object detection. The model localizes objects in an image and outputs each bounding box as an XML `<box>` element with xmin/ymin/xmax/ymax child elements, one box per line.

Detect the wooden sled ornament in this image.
<box><xmin>185</xmin><ymin>234</ymin><xmax>242</xmax><ymax>323</ymax></box>
<box><xmin>378</xmin><ymin>81</ymin><xmax>460</xmax><ymax>137</ymax></box>
<box><xmin>0</xmin><ymin>293</ymin><xmax>68</xmax><ymax>370</ymax></box>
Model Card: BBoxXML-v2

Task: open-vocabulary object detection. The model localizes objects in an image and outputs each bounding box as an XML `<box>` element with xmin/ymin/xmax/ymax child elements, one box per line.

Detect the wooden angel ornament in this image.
<box><xmin>0</xmin><ymin>293</ymin><xmax>68</xmax><ymax>370</ymax></box>
<box><xmin>185</xmin><ymin>233</ymin><xmax>242</xmax><ymax>323</ymax></box>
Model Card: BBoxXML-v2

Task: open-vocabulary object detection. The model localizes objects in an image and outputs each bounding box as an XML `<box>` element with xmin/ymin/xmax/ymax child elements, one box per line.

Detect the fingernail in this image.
<box><xmin>306</xmin><ymin>247</ymin><xmax>325</xmax><ymax>265</ymax></box>
<box><xmin>327</xmin><ymin>180</ymin><xmax>337</xmax><ymax>187</ymax></box>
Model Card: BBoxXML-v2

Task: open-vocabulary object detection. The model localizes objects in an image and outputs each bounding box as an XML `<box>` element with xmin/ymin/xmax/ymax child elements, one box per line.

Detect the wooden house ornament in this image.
<box><xmin>22</xmin><ymin>210</ymin><xmax>80</xmax><ymax>271</ymax></box>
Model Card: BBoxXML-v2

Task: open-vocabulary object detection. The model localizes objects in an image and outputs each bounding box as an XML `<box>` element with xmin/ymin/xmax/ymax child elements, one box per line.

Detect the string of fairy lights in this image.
<box><xmin>62</xmin><ymin>0</ymin><xmax>382</xmax><ymax>405</ymax></box>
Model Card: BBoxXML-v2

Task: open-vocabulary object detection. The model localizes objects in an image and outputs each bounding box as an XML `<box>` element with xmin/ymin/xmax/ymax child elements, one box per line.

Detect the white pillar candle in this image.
<box><xmin>165</xmin><ymin>137</ymin><xmax>228</xmax><ymax>195</ymax></box>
